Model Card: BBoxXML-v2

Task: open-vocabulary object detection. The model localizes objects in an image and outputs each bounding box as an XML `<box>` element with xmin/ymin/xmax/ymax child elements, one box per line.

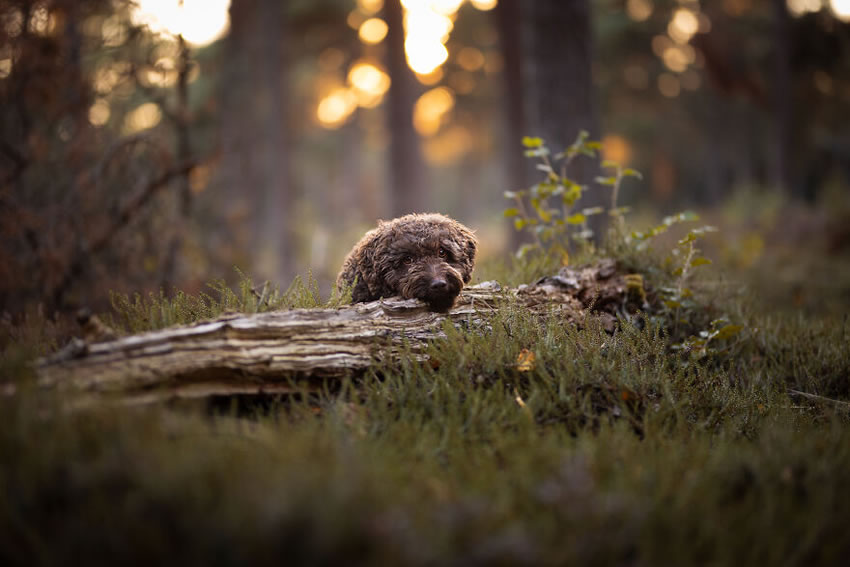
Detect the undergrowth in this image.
<box><xmin>105</xmin><ymin>269</ymin><xmax>352</xmax><ymax>334</ymax></box>
<box><xmin>2</xmin><ymin>306</ymin><xmax>849</xmax><ymax>565</ymax></box>
<box><xmin>2</xmin><ymin>135</ymin><xmax>850</xmax><ymax>565</ymax></box>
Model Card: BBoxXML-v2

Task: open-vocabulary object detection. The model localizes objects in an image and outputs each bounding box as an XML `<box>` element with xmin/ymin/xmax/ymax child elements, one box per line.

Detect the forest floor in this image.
<box><xmin>2</xmin><ymin>202</ymin><xmax>850</xmax><ymax>565</ymax></box>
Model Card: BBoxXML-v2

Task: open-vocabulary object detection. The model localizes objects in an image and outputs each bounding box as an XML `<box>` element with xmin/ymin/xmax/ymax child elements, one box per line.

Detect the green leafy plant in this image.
<box><xmin>503</xmin><ymin>132</ymin><xmax>746</xmax><ymax>358</ymax></box>
<box><xmin>503</xmin><ymin>132</ymin><xmax>607</xmax><ymax>261</ymax></box>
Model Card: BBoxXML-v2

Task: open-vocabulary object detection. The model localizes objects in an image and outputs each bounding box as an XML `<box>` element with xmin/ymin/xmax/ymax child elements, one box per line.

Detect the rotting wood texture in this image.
<box><xmin>35</xmin><ymin>259</ymin><xmax>645</xmax><ymax>404</ymax></box>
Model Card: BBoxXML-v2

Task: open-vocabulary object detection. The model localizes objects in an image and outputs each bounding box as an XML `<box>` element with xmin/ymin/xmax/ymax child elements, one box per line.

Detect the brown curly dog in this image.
<box><xmin>337</xmin><ymin>213</ymin><xmax>477</xmax><ymax>312</ymax></box>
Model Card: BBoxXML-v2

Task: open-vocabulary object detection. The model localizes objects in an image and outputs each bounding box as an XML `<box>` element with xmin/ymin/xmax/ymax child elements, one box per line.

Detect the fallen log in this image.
<box><xmin>34</xmin><ymin>259</ymin><xmax>647</xmax><ymax>404</ymax></box>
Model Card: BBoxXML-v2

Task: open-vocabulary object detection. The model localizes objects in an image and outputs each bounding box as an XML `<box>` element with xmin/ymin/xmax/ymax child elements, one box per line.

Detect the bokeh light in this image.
<box><xmin>416</xmin><ymin>68</ymin><xmax>445</xmax><ymax>85</ymax></box>
<box><xmin>0</xmin><ymin>53</ymin><xmax>12</xmax><ymax>79</ymax></box>
<box><xmin>787</xmin><ymin>0</ymin><xmax>822</xmax><ymax>16</ymax></box>
<box><xmin>401</xmin><ymin>0</ymin><xmax>461</xmax><ymax>78</ymax></box>
<box><xmin>359</xmin><ymin>17</ymin><xmax>388</xmax><ymax>44</ymax></box>
<box><xmin>101</xmin><ymin>15</ymin><xmax>128</xmax><ymax>47</ymax></box>
<box><xmin>662</xmin><ymin>44</ymin><xmax>694</xmax><ymax>73</ymax></box>
<box><xmin>88</xmin><ymin>99</ymin><xmax>111</xmax><ymax>127</ymax></box>
<box><xmin>130</xmin><ymin>0</ymin><xmax>231</xmax><ymax>47</ymax></box>
<box><xmin>422</xmin><ymin>0</ymin><xmax>465</xmax><ymax>16</ymax></box>
<box><xmin>348</xmin><ymin>60</ymin><xmax>392</xmax><ymax>107</ymax></box>
<box><xmin>829</xmin><ymin>0</ymin><xmax>850</xmax><ymax>20</ymax></box>
<box><xmin>142</xmin><ymin>57</ymin><xmax>178</xmax><ymax>88</ymax></box>
<box><xmin>626</xmin><ymin>0</ymin><xmax>654</xmax><ymax>22</ymax></box>
<box><xmin>317</xmin><ymin>88</ymin><xmax>358</xmax><ymax>129</ymax></box>
<box><xmin>3</xmin><ymin>9</ymin><xmax>23</xmax><ymax>38</ymax></box>
<box><xmin>123</xmin><ymin>102</ymin><xmax>163</xmax><ymax>134</ymax></box>
<box><xmin>413</xmin><ymin>86</ymin><xmax>455</xmax><ymax>136</ymax></box>
<box><xmin>470</xmin><ymin>0</ymin><xmax>498</xmax><ymax>11</ymax></box>
<box><xmin>28</xmin><ymin>4</ymin><xmax>53</xmax><ymax>35</ymax></box>
<box><xmin>601</xmin><ymin>134</ymin><xmax>632</xmax><ymax>165</ymax></box>
<box><xmin>93</xmin><ymin>63</ymin><xmax>129</xmax><ymax>95</ymax></box>
<box><xmin>405</xmin><ymin>36</ymin><xmax>449</xmax><ymax>74</ymax></box>
<box><xmin>357</xmin><ymin>0</ymin><xmax>385</xmax><ymax>15</ymax></box>
<box><xmin>668</xmin><ymin>8</ymin><xmax>699</xmax><ymax>44</ymax></box>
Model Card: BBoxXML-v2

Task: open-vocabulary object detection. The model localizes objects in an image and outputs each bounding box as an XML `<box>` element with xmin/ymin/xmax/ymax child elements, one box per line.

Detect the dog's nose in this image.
<box><xmin>430</xmin><ymin>278</ymin><xmax>447</xmax><ymax>291</ymax></box>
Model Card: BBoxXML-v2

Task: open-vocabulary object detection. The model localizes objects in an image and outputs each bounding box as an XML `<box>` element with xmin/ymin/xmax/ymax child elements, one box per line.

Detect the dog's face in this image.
<box><xmin>372</xmin><ymin>216</ymin><xmax>476</xmax><ymax>312</ymax></box>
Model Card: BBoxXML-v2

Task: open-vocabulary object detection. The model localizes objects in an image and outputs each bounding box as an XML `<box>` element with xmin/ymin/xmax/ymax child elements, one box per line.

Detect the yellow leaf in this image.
<box><xmin>516</xmin><ymin>348</ymin><xmax>536</xmax><ymax>372</ymax></box>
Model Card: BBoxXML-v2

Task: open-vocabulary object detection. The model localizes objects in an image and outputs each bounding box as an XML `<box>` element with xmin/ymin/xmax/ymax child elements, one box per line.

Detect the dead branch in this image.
<box><xmin>50</xmin><ymin>160</ymin><xmax>198</xmax><ymax>309</ymax></box>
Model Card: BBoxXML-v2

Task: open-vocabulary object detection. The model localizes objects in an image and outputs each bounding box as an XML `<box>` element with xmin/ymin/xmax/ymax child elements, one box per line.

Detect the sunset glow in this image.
<box><xmin>402</xmin><ymin>1</ymin><xmax>457</xmax><ymax>77</ymax></box>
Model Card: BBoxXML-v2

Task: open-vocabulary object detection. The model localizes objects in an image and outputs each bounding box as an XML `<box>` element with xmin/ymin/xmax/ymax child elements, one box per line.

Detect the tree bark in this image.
<box><xmin>495</xmin><ymin>0</ymin><xmax>528</xmax><ymax>253</ymax></box>
<box><xmin>384</xmin><ymin>0</ymin><xmax>427</xmax><ymax>216</ymax></box>
<box><xmin>521</xmin><ymin>0</ymin><xmax>604</xmax><ymax>240</ymax></box>
<box><xmin>220</xmin><ymin>0</ymin><xmax>295</xmax><ymax>285</ymax></box>
<box><xmin>34</xmin><ymin>260</ymin><xmax>640</xmax><ymax>405</ymax></box>
<box><xmin>772</xmin><ymin>0</ymin><xmax>793</xmax><ymax>197</ymax></box>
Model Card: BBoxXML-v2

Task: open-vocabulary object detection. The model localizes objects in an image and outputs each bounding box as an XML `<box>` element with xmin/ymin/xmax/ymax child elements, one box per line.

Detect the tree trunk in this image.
<box><xmin>495</xmin><ymin>0</ymin><xmax>528</xmax><ymax>253</ymax></box>
<box><xmin>384</xmin><ymin>0</ymin><xmax>427</xmax><ymax>216</ymax></box>
<box><xmin>34</xmin><ymin>260</ymin><xmax>641</xmax><ymax>406</ymax></box>
<box><xmin>220</xmin><ymin>0</ymin><xmax>295</xmax><ymax>285</ymax></box>
<box><xmin>772</xmin><ymin>0</ymin><xmax>793</xmax><ymax>198</ymax></box>
<box><xmin>521</xmin><ymin>0</ymin><xmax>604</xmax><ymax>240</ymax></box>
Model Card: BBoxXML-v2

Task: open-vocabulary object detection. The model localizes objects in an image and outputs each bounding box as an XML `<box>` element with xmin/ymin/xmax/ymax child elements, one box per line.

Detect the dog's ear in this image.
<box><xmin>359</xmin><ymin>237</ymin><xmax>382</xmax><ymax>297</ymax></box>
<box><xmin>457</xmin><ymin>228</ymin><xmax>478</xmax><ymax>284</ymax></box>
<box><xmin>364</xmin><ymin>231</ymin><xmax>397</xmax><ymax>298</ymax></box>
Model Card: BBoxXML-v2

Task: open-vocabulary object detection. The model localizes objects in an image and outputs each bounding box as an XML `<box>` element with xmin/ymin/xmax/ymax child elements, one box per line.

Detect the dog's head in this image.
<box><xmin>367</xmin><ymin>214</ymin><xmax>477</xmax><ymax>312</ymax></box>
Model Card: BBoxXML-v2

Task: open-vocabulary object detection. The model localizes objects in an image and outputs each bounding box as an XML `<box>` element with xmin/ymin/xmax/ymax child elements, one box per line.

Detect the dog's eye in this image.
<box><xmin>438</xmin><ymin>247</ymin><xmax>448</xmax><ymax>259</ymax></box>
<box><xmin>403</xmin><ymin>256</ymin><xmax>413</xmax><ymax>265</ymax></box>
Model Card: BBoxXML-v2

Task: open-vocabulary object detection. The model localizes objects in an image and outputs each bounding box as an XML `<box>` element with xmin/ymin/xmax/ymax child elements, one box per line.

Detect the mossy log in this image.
<box><xmin>35</xmin><ymin>259</ymin><xmax>647</xmax><ymax>405</ymax></box>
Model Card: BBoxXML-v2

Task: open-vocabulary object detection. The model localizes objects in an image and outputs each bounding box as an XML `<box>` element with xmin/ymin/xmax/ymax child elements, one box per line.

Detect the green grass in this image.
<box><xmin>2</xmin><ymin>250</ymin><xmax>850</xmax><ymax>565</ymax></box>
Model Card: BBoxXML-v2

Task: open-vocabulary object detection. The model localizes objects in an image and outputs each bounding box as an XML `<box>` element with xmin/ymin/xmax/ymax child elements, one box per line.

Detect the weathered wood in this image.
<box><xmin>35</xmin><ymin>259</ymin><xmax>642</xmax><ymax>404</ymax></box>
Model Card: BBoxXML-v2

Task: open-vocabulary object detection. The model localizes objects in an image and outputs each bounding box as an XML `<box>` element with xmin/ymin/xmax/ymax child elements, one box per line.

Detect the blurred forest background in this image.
<box><xmin>2</xmin><ymin>0</ymin><xmax>850</xmax><ymax>317</ymax></box>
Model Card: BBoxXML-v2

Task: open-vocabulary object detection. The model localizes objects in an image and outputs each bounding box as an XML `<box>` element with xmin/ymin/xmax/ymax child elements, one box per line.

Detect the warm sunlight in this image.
<box><xmin>130</xmin><ymin>0</ymin><xmax>231</xmax><ymax>47</ymax></box>
<box><xmin>402</xmin><ymin>0</ymin><xmax>457</xmax><ymax>76</ymax></box>
<box><xmin>787</xmin><ymin>0</ymin><xmax>822</xmax><ymax>16</ymax></box>
<box><xmin>317</xmin><ymin>88</ymin><xmax>358</xmax><ymax>128</ymax></box>
<box><xmin>348</xmin><ymin>60</ymin><xmax>392</xmax><ymax>108</ymax></box>
<box><xmin>358</xmin><ymin>17</ymin><xmax>388</xmax><ymax>44</ymax></box>
<box><xmin>668</xmin><ymin>7</ymin><xmax>699</xmax><ymax>44</ymax></box>
<box><xmin>470</xmin><ymin>0</ymin><xmax>498</xmax><ymax>10</ymax></box>
<box><xmin>413</xmin><ymin>86</ymin><xmax>455</xmax><ymax>136</ymax></box>
<box><xmin>626</xmin><ymin>0</ymin><xmax>653</xmax><ymax>22</ymax></box>
<box><xmin>88</xmin><ymin>99</ymin><xmax>111</xmax><ymax>127</ymax></box>
<box><xmin>123</xmin><ymin>102</ymin><xmax>162</xmax><ymax>134</ymax></box>
<box><xmin>0</xmin><ymin>56</ymin><xmax>11</xmax><ymax>79</ymax></box>
<box><xmin>830</xmin><ymin>0</ymin><xmax>850</xmax><ymax>20</ymax></box>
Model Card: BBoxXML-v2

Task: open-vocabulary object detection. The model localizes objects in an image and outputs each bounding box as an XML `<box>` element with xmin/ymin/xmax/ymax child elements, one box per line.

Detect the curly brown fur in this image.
<box><xmin>337</xmin><ymin>213</ymin><xmax>477</xmax><ymax>312</ymax></box>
